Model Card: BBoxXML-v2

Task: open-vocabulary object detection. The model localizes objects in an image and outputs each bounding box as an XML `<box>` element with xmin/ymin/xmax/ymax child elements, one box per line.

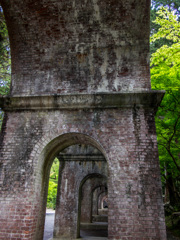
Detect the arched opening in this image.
<box><xmin>92</xmin><ymin>186</ymin><xmax>107</xmax><ymax>217</ymax></box>
<box><xmin>36</xmin><ymin>133</ymin><xmax>108</xmax><ymax>240</ymax></box>
<box><xmin>43</xmin><ymin>158</ymin><xmax>59</xmax><ymax>240</ymax></box>
<box><xmin>79</xmin><ymin>174</ymin><xmax>108</xmax><ymax>239</ymax></box>
<box><xmin>102</xmin><ymin>195</ymin><xmax>108</xmax><ymax>209</ymax></box>
<box><xmin>98</xmin><ymin>192</ymin><xmax>108</xmax><ymax>216</ymax></box>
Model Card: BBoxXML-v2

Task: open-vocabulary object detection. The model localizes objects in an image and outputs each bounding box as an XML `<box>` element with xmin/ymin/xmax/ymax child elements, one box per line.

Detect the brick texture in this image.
<box><xmin>1</xmin><ymin>0</ymin><xmax>151</xmax><ymax>95</ymax></box>
<box><xmin>0</xmin><ymin>108</ymin><xmax>167</xmax><ymax>239</ymax></box>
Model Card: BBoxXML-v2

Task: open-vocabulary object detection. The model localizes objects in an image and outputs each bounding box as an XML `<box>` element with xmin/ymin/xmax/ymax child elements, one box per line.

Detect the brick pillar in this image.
<box><xmin>92</xmin><ymin>188</ymin><xmax>99</xmax><ymax>216</ymax></box>
<box><xmin>0</xmin><ymin>112</ymin><xmax>46</xmax><ymax>240</ymax></box>
<box><xmin>53</xmin><ymin>161</ymin><xmax>79</xmax><ymax>238</ymax></box>
<box><xmin>106</xmin><ymin>107</ymin><xmax>167</xmax><ymax>240</ymax></box>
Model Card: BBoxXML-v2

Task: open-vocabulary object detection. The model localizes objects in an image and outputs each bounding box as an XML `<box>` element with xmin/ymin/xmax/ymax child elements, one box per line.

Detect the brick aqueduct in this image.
<box><xmin>0</xmin><ymin>0</ymin><xmax>167</xmax><ymax>239</ymax></box>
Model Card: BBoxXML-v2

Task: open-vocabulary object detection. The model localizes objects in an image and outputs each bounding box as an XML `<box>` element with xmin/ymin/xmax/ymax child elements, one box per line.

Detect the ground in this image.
<box><xmin>43</xmin><ymin>210</ymin><xmax>180</xmax><ymax>240</ymax></box>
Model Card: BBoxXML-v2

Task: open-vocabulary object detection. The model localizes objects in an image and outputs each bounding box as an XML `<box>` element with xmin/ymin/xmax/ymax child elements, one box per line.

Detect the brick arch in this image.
<box><xmin>34</xmin><ymin>132</ymin><xmax>108</xmax><ymax>240</ymax></box>
<box><xmin>92</xmin><ymin>183</ymin><xmax>108</xmax><ymax>194</ymax></box>
<box><xmin>79</xmin><ymin>173</ymin><xmax>107</xmax><ymax>187</ymax></box>
<box><xmin>101</xmin><ymin>194</ymin><xmax>108</xmax><ymax>209</ymax></box>
<box><xmin>98</xmin><ymin>191</ymin><xmax>108</xmax><ymax>213</ymax></box>
<box><xmin>35</xmin><ymin>132</ymin><xmax>108</xmax><ymax>169</ymax></box>
<box><xmin>92</xmin><ymin>185</ymin><xmax>108</xmax><ymax>216</ymax></box>
<box><xmin>32</xmin><ymin>131</ymin><xmax>108</xmax><ymax>191</ymax></box>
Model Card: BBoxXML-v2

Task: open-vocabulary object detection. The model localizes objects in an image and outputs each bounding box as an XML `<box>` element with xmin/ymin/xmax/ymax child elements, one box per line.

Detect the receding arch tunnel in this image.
<box><xmin>38</xmin><ymin>133</ymin><xmax>108</xmax><ymax>239</ymax></box>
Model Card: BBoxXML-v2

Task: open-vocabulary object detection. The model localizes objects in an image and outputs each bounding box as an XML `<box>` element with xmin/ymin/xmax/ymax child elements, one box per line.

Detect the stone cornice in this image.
<box><xmin>0</xmin><ymin>91</ymin><xmax>165</xmax><ymax>111</ymax></box>
<box><xmin>57</xmin><ymin>155</ymin><xmax>106</xmax><ymax>161</ymax></box>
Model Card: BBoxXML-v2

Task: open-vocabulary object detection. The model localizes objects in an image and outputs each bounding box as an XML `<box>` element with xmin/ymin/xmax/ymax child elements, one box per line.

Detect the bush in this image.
<box><xmin>47</xmin><ymin>181</ymin><xmax>57</xmax><ymax>209</ymax></box>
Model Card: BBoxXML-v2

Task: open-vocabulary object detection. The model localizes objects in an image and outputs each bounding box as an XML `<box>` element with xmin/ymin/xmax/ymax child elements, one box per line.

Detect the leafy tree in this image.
<box><xmin>151</xmin><ymin>8</ymin><xmax>180</xmax><ymax>208</ymax></box>
<box><xmin>47</xmin><ymin>181</ymin><xmax>58</xmax><ymax>209</ymax></box>
<box><xmin>47</xmin><ymin>158</ymin><xmax>60</xmax><ymax>209</ymax></box>
<box><xmin>155</xmin><ymin>91</ymin><xmax>180</xmax><ymax>206</ymax></box>
<box><xmin>0</xmin><ymin>7</ymin><xmax>10</xmax><ymax>95</ymax></box>
<box><xmin>0</xmin><ymin>7</ymin><xmax>10</xmax><ymax>129</ymax></box>
<box><xmin>150</xmin><ymin>0</ymin><xmax>180</xmax><ymax>54</ymax></box>
<box><xmin>151</xmin><ymin>0</ymin><xmax>180</xmax><ymax>15</ymax></box>
<box><xmin>49</xmin><ymin>158</ymin><xmax>59</xmax><ymax>183</ymax></box>
<box><xmin>151</xmin><ymin>7</ymin><xmax>180</xmax><ymax>89</ymax></box>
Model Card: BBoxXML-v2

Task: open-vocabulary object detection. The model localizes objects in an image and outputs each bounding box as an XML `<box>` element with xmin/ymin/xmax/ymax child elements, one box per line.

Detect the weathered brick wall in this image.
<box><xmin>0</xmin><ymin>107</ymin><xmax>166</xmax><ymax>239</ymax></box>
<box><xmin>1</xmin><ymin>0</ymin><xmax>151</xmax><ymax>96</ymax></box>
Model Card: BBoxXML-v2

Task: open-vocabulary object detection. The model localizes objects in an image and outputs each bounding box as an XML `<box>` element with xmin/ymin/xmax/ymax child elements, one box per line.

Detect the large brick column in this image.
<box><xmin>0</xmin><ymin>93</ymin><xmax>167</xmax><ymax>240</ymax></box>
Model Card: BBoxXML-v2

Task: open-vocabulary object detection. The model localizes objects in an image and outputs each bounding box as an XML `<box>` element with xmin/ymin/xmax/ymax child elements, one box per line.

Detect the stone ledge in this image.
<box><xmin>57</xmin><ymin>156</ymin><xmax>106</xmax><ymax>161</ymax></box>
<box><xmin>49</xmin><ymin>238</ymin><xmax>107</xmax><ymax>240</ymax></box>
<box><xmin>0</xmin><ymin>91</ymin><xmax>165</xmax><ymax>111</ymax></box>
<box><xmin>80</xmin><ymin>223</ymin><xmax>108</xmax><ymax>230</ymax></box>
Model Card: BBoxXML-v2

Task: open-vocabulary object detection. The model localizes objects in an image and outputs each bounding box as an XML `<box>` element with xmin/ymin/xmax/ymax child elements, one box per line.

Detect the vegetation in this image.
<box><xmin>0</xmin><ymin>7</ymin><xmax>10</xmax><ymax>95</ymax></box>
<box><xmin>150</xmin><ymin>6</ymin><xmax>180</xmax><ymax>237</ymax></box>
<box><xmin>0</xmin><ymin>7</ymin><xmax>10</xmax><ymax>128</ymax></box>
<box><xmin>150</xmin><ymin>0</ymin><xmax>180</xmax><ymax>54</ymax></box>
<box><xmin>46</xmin><ymin>158</ymin><xmax>60</xmax><ymax>209</ymax></box>
<box><xmin>150</xmin><ymin>7</ymin><xmax>180</xmax><ymax>209</ymax></box>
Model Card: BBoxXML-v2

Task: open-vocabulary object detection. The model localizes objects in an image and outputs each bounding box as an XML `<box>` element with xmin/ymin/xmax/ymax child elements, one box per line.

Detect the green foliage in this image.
<box><xmin>150</xmin><ymin>0</ymin><xmax>180</xmax><ymax>54</ymax></box>
<box><xmin>155</xmin><ymin>91</ymin><xmax>180</xmax><ymax>180</ymax></box>
<box><xmin>49</xmin><ymin>158</ymin><xmax>59</xmax><ymax>183</ymax></box>
<box><xmin>0</xmin><ymin>7</ymin><xmax>10</xmax><ymax>129</ymax></box>
<box><xmin>151</xmin><ymin>8</ymin><xmax>180</xmax><ymax>207</ymax></box>
<box><xmin>47</xmin><ymin>181</ymin><xmax>58</xmax><ymax>209</ymax></box>
<box><xmin>0</xmin><ymin>7</ymin><xmax>10</xmax><ymax>95</ymax></box>
<box><xmin>46</xmin><ymin>158</ymin><xmax>59</xmax><ymax>209</ymax></box>
<box><xmin>165</xmin><ymin>214</ymin><xmax>180</xmax><ymax>238</ymax></box>
<box><xmin>151</xmin><ymin>0</ymin><xmax>180</xmax><ymax>15</ymax></box>
<box><xmin>151</xmin><ymin>8</ymin><xmax>180</xmax><ymax>90</ymax></box>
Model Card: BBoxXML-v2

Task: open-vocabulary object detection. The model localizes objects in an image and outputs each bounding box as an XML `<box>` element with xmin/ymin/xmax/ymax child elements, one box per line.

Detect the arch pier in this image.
<box><xmin>0</xmin><ymin>92</ymin><xmax>166</xmax><ymax>239</ymax></box>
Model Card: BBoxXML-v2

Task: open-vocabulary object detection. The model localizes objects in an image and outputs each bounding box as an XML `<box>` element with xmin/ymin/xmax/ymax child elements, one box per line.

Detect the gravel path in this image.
<box><xmin>43</xmin><ymin>210</ymin><xmax>55</xmax><ymax>240</ymax></box>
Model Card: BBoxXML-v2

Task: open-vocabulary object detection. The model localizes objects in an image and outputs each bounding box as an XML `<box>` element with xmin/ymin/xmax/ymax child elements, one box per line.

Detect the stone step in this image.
<box><xmin>92</xmin><ymin>215</ymin><xmax>108</xmax><ymax>222</ymax></box>
<box><xmin>77</xmin><ymin>237</ymin><xmax>107</xmax><ymax>240</ymax></box>
<box><xmin>98</xmin><ymin>209</ymin><xmax>108</xmax><ymax>215</ymax></box>
<box><xmin>80</xmin><ymin>222</ymin><xmax>108</xmax><ymax>230</ymax></box>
